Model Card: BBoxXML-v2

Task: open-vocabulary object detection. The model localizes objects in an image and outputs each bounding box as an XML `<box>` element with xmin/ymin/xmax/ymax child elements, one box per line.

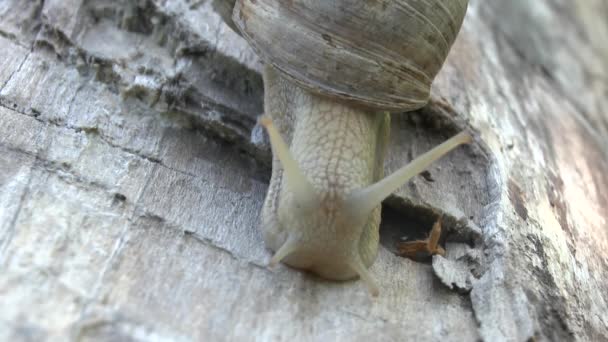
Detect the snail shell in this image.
<box><xmin>233</xmin><ymin>0</ymin><xmax>469</xmax><ymax>111</ymax></box>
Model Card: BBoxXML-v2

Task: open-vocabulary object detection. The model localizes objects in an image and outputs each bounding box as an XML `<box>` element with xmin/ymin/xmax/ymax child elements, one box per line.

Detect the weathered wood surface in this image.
<box><xmin>0</xmin><ymin>0</ymin><xmax>606</xmax><ymax>341</ymax></box>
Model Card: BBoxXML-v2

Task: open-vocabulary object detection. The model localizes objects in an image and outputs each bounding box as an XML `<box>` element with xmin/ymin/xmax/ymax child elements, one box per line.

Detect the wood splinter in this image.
<box><xmin>397</xmin><ymin>216</ymin><xmax>446</xmax><ymax>259</ymax></box>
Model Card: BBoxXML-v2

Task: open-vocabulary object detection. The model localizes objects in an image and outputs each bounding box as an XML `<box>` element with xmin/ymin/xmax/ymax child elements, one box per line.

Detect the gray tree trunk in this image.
<box><xmin>0</xmin><ymin>0</ymin><xmax>606</xmax><ymax>341</ymax></box>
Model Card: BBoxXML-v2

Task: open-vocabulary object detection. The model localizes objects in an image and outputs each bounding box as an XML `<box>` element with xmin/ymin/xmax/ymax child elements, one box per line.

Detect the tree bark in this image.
<box><xmin>0</xmin><ymin>0</ymin><xmax>606</xmax><ymax>341</ymax></box>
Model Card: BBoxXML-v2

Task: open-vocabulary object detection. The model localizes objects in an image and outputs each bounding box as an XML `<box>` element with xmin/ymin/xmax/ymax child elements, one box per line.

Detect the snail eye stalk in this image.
<box><xmin>345</xmin><ymin>132</ymin><xmax>472</xmax><ymax>225</ymax></box>
<box><xmin>260</xmin><ymin>115</ymin><xmax>319</xmax><ymax>212</ymax></box>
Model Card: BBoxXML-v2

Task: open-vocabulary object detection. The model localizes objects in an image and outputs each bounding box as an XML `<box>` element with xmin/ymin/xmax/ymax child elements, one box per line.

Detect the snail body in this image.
<box><xmin>221</xmin><ymin>0</ymin><xmax>470</xmax><ymax>295</ymax></box>
<box><xmin>261</xmin><ymin>65</ymin><xmax>390</xmax><ymax>286</ymax></box>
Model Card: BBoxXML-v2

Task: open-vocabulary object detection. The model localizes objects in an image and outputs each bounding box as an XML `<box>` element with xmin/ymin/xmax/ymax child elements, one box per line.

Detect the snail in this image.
<box><xmin>217</xmin><ymin>0</ymin><xmax>470</xmax><ymax>296</ymax></box>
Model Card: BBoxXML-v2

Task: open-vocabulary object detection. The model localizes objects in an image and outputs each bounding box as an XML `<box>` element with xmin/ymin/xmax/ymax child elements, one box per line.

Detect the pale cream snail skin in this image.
<box><xmin>219</xmin><ymin>0</ymin><xmax>470</xmax><ymax>295</ymax></box>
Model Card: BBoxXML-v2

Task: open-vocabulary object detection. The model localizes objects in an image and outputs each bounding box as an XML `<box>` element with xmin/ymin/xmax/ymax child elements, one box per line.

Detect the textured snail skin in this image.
<box><xmin>261</xmin><ymin>66</ymin><xmax>390</xmax><ymax>283</ymax></box>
